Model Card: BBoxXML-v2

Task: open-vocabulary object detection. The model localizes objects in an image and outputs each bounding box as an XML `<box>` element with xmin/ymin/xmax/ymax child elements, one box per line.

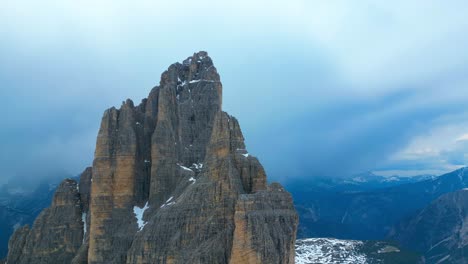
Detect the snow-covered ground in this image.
<box><xmin>295</xmin><ymin>238</ymin><xmax>367</xmax><ymax>264</ymax></box>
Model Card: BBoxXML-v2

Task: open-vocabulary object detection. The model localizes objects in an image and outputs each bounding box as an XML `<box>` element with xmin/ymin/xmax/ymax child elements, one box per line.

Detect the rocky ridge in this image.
<box><xmin>391</xmin><ymin>188</ymin><xmax>468</xmax><ymax>264</ymax></box>
<box><xmin>6</xmin><ymin>51</ymin><xmax>298</xmax><ymax>264</ymax></box>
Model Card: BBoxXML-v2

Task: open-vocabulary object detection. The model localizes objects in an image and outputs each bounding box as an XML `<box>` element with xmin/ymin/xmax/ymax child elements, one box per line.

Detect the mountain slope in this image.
<box><xmin>391</xmin><ymin>189</ymin><xmax>468</xmax><ymax>264</ymax></box>
<box><xmin>6</xmin><ymin>51</ymin><xmax>298</xmax><ymax>264</ymax></box>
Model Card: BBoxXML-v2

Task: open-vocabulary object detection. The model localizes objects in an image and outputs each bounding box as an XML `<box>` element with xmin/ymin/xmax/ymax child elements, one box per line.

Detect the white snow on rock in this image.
<box><xmin>436</xmin><ymin>255</ymin><xmax>451</xmax><ymax>264</ymax></box>
<box><xmin>192</xmin><ymin>163</ymin><xmax>203</xmax><ymax>170</ymax></box>
<box><xmin>295</xmin><ymin>238</ymin><xmax>367</xmax><ymax>264</ymax></box>
<box><xmin>160</xmin><ymin>197</ymin><xmax>176</xmax><ymax>208</ymax></box>
<box><xmin>133</xmin><ymin>202</ymin><xmax>149</xmax><ymax>231</ymax></box>
<box><xmin>189</xmin><ymin>177</ymin><xmax>196</xmax><ymax>184</ymax></box>
<box><xmin>351</xmin><ymin>177</ymin><xmax>367</xmax><ymax>183</ymax></box>
<box><xmin>179</xmin><ymin>165</ymin><xmax>193</xmax><ymax>171</ymax></box>
<box><xmin>236</xmin><ymin>148</ymin><xmax>250</xmax><ymax>158</ymax></box>
<box><xmin>81</xmin><ymin>212</ymin><xmax>87</xmax><ymax>243</ymax></box>
<box><xmin>188</xmin><ymin>79</ymin><xmax>217</xmax><ymax>84</ymax></box>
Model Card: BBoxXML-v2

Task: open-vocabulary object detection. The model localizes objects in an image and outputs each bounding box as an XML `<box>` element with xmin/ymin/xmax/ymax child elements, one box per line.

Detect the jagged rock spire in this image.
<box><xmin>6</xmin><ymin>52</ymin><xmax>298</xmax><ymax>264</ymax></box>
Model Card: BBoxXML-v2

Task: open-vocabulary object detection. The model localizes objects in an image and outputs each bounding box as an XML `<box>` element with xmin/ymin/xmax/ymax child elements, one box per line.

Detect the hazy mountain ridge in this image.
<box><xmin>391</xmin><ymin>188</ymin><xmax>468</xmax><ymax>264</ymax></box>
<box><xmin>290</xmin><ymin>167</ymin><xmax>468</xmax><ymax>240</ymax></box>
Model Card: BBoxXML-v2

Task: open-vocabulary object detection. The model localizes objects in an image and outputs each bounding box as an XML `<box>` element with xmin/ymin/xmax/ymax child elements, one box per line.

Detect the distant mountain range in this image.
<box><xmin>288</xmin><ymin>167</ymin><xmax>468</xmax><ymax>240</ymax></box>
<box><xmin>289</xmin><ymin>167</ymin><xmax>468</xmax><ymax>263</ymax></box>
<box><xmin>291</xmin><ymin>171</ymin><xmax>435</xmax><ymax>193</ymax></box>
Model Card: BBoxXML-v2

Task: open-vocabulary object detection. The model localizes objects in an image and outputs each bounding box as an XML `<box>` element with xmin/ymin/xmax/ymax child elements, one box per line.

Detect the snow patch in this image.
<box><xmin>384</xmin><ymin>176</ymin><xmax>399</xmax><ymax>182</ymax></box>
<box><xmin>81</xmin><ymin>212</ymin><xmax>87</xmax><ymax>243</ymax></box>
<box><xmin>192</xmin><ymin>163</ymin><xmax>203</xmax><ymax>170</ymax></box>
<box><xmin>295</xmin><ymin>238</ymin><xmax>367</xmax><ymax>264</ymax></box>
<box><xmin>189</xmin><ymin>177</ymin><xmax>196</xmax><ymax>184</ymax></box>
<box><xmin>242</xmin><ymin>153</ymin><xmax>249</xmax><ymax>158</ymax></box>
<box><xmin>377</xmin><ymin>245</ymin><xmax>400</xmax><ymax>254</ymax></box>
<box><xmin>179</xmin><ymin>165</ymin><xmax>193</xmax><ymax>171</ymax></box>
<box><xmin>160</xmin><ymin>197</ymin><xmax>176</xmax><ymax>208</ymax></box>
<box><xmin>351</xmin><ymin>177</ymin><xmax>367</xmax><ymax>183</ymax></box>
<box><xmin>188</xmin><ymin>79</ymin><xmax>218</xmax><ymax>84</ymax></box>
<box><xmin>133</xmin><ymin>202</ymin><xmax>149</xmax><ymax>231</ymax></box>
<box><xmin>436</xmin><ymin>255</ymin><xmax>451</xmax><ymax>264</ymax></box>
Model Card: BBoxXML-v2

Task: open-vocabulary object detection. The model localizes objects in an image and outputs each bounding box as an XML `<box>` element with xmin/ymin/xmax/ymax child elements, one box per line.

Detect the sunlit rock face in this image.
<box><xmin>6</xmin><ymin>52</ymin><xmax>298</xmax><ymax>264</ymax></box>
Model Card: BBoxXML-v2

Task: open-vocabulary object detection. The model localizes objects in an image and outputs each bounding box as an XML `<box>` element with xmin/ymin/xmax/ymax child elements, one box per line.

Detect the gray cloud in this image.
<box><xmin>1</xmin><ymin>1</ymin><xmax>468</xmax><ymax>185</ymax></box>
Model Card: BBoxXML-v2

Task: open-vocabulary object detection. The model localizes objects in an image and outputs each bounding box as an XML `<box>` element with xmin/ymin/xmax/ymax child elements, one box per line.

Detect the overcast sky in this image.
<box><xmin>1</xmin><ymin>1</ymin><xmax>468</xmax><ymax>185</ymax></box>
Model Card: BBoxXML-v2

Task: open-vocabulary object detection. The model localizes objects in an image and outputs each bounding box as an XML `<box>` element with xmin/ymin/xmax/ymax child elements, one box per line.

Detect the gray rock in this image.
<box><xmin>7</xmin><ymin>179</ymin><xmax>84</xmax><ymax>264</ymax></box>
<box><xmin>6</xmin><ymin>51</ymin><xmax>298</xmax><ymax>264</ymax></box>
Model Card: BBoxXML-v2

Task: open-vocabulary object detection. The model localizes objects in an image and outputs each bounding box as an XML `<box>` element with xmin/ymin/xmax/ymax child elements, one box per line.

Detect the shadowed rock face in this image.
<box><xmin>6</xmin><ymin>51</ymin><xmax>298</xmax><ymax>264</ymax></box>
<box><xmin>391</xmin><ymin>189</ymin><xmax>468</xmax><ymax>264</ymax></box>
<box><xmin>6</xmin><ymin>179</ymin><xmax>85</xmax><ymax>264</ymax></box>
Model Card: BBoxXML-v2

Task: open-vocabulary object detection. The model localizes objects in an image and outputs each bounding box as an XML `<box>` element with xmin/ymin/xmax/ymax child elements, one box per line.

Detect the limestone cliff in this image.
<box><xmin>6</xmin><ymin>51</ymin><xmax>298</xmax><ymax>264</ymax></box>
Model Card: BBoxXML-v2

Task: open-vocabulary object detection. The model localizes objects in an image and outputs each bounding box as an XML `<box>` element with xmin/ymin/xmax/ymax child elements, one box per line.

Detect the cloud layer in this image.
<box><xmin>1</xmin><ymin>1</ymin><xmax>468</xmax><ymax>184</ymax></box>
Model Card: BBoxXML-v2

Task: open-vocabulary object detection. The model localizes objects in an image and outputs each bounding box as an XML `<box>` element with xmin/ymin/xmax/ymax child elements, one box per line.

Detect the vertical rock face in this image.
<box><xmin>6</xmin><ymin>51</ymin><xmax>298</xmax><ymax>264</ymax></box>
<box><xmin>72</xmin><ymin>168</ymin><xmax>93</xmax><ymax>264</ymax></box>
<box><xmin>230</xmin><ymin>183</ymin><xmax>297</xmax><ymax>264</ymax></box>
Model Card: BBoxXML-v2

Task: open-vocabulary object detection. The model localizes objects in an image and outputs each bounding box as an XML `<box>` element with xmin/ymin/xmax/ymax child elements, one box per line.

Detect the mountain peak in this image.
<box><xmin>6</xmin><ymin>52</ymin><xmax>298</xmax><ymax>264</ymax></box>
<box><xmin>160</xmin><ymin>51</ymin><xmax>220</xmax><ymax>88</ymax></box>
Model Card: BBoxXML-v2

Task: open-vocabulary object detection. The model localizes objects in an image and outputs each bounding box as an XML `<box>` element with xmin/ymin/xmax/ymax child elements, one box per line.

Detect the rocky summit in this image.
<box><xmin>5</xmin><ymin>51</ymin><xmax>298</xmax><ymax>264</ymax></box>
